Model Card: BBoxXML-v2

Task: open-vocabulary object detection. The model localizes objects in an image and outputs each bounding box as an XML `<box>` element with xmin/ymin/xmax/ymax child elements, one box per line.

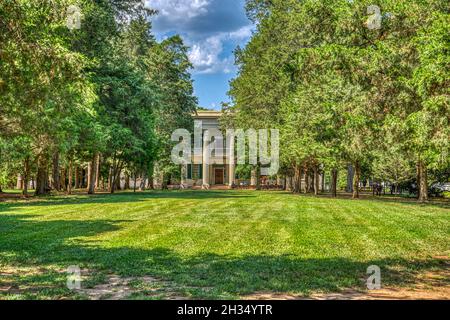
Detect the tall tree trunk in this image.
<box><xmin>110</xmin><ymin>160</ymin><xmax>123</xmax><ymax>194</ymax></box>
<box><xmin>148</xmin><ymin>175</ymin><xmax>154</xmax><ymax>190</ymax></box>
<box><xmin>95</xmin><ymin>154</ymin><xmax>100</xmax><ymax>189</ymax></box>
<box><xmin>87</xmin><ymin>163</ymin><xmax>92</xmax><ymax>191</ymax></box>
<box><xmin>0</xmin><ymin>185</ymin><xmax>3</xmax><ymax>193</ymax></box>
<box><xmin>331</xmin><ymin>169</ymin><xmax>338</xmax><ymax>198</ymax></box>
<box><xmin>297</xmin><ymin>167</ymin><xmax>302</xmax><ymax>194</ymax></box>
<box><xmin>148</xmin><ymin>163</ymin><xmax>155</xmax><ymax>190</ymax></box>
<box><xmin>161</xmin><ymin>173</ymin><xmax>168</xmax><ymax>190</ymax></box>
<box><xmin>116</xmin><ymin>172</ymin><xmax>122</xmax><ymax>191</ymax></box>
<box><xmin>60</xmin><ymin>168</ymin><xmax>66</xmax><ymax>191</ymax></box>
<box><xmin>22</xmin><ymin>157</ymin><xmax>30</xmax><ymax>196</ymax></box>
<box><xmin>321</xmin><ymin>173</ymin><xmax>325</xmax><ymax>192</ymax></box>
<box><xmin>68</xmin><ymin>159</ymin><xmax>73</xmax><ymax>195</ymax></box>
<box><xmin>35</xmin><ymin>157</ymin><xmax>49</xmax><ymax>196</ymax></box>
<box><xmin>140</xmin><ymin>172</ymin><xmax>146</xmax><ymax>191</ymax></box>
<box><xmin>255</xmin><ymin>166</ymin><xmax>261</xmax><ymax>191</ymax></box>
<box><xmin>74</xmin><ymin>166</ymin><xmax>79</xmax><ymax>189</ymax></box>
<box><xmin>418</xmin><ymin>160</ymin><xmax>429</xmax><ymax>202</ymax></box>
<box><xmin>108</xmin><ymin>166</ymin><xmax>113</xmax><ymax>192</ymax></box>
<box><xmin>352</xmin><ymin>161</ymin><xmax>361</xmax><ymax>199</ymax></box>
<box><xmin>304</xmin><ymin>167</ymin><xmax>309</xmax><ymax>193</ymax></box>
<box><xmin>293</xmin><ymin>166</ymin><xmax>300</xmax><ymax>193</ymax></box>
<box><xmin>88</xmin><ymin>154</ymin><xmax>97</xmax><ymax>195</ymax></box>
<box><xmin>346</xmin><ymin>164</ymin><xmax>354</xmax><ymax>193</ymax></box>
<box><xmin>124</xmin><ymin>174</ymin><xmax>130</xmax><ymax>190</ymax></box>
<box><xmin>134</xmin><ymin>171</ymin><xmax>138</xmax><ymax>192</ymax></box>
<box><xmin>52</xmin><ymin>153</ymin><xmax>60</xmax><ymax>191</ymax></box>
<box><xmin>308</xmin><ymin>171</ymin><xmax>315</xmax><ymax>193</ymax></box>
<box><xmin>313</xmin><ymin>165</ymin><xmax>319</xmax><ymax>196</ymax></box>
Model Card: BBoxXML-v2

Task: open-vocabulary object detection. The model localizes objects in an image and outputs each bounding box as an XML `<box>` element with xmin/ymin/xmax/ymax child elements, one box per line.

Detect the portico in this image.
<box><xmin>184</xmin><ymin>111</ymin><xmax>236</xmax><ymax>188</ymax></box>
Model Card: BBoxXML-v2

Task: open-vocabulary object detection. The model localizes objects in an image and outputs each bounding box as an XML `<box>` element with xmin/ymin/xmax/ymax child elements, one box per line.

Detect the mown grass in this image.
<box><xmin>0</xmin><ymin>190</ymin><xmax>448</xmax><ymax>299</ymax></box>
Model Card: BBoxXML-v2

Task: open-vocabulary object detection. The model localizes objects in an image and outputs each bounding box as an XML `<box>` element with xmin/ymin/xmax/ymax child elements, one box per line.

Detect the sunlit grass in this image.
<box><xmin>0</xmin><ymin>190</ymin><xmax>448</xmax><ymax>299</ymax></box>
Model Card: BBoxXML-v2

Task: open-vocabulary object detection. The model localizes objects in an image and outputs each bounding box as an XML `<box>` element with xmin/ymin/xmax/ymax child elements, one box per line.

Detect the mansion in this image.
<box><xmin>183</xmin><ymin>111</ymin><xmax>236</xmax><ymax>189</ymax></box>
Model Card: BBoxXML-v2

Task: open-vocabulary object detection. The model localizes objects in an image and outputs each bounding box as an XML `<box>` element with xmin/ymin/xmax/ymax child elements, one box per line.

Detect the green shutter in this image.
<box><xmin>187</xmin><ymin>164</ymin><xmax>192</xmax><ymax>179</ymax></box>
<box><xmin>199</xmin><ymin>164</ymin><xmax>203</xmax><ymax>179</ymax></box>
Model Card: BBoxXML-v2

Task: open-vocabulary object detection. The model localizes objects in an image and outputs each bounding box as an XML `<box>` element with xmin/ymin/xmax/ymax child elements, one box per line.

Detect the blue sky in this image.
<box><xmin>146</xmin><ymin>0</ymin><xmax>253</xmax><ymax>110</ymax></box>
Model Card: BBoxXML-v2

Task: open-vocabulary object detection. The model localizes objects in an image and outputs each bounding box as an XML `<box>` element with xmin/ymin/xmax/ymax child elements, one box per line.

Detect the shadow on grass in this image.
<box><xmin>0</xmin><ymin>214</ymin><xmax>447</xmax><ymax>299</ymax></box>
<box><xmin>0</xmin><ymin>190</ymin><xmax>256</xmax><ymax>211</ymax></box>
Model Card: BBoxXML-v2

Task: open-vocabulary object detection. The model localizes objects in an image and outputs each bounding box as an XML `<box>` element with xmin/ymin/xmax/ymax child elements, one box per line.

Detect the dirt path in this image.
<box><xmin>244</xmin><ymin>268</ymin><xmax>450</xmax><ymax>300</ymax></box>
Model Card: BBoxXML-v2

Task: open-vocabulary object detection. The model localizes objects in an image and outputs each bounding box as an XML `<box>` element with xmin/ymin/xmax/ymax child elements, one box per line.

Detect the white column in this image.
<box><xmin>202</xmin><ymin>132</ymin><xmax>210</xmax><ymax>189</ymax></box>
<box><xmin>228</xmin><ymin>135</ymin><xmax>235</xmax><ymax>188</ymax></box>
<box><xmin>181</xmin><ymin>164</ymin><xmax>188</xmax><ymax>189</ymax></box>
<box><xmin>250</xmin><ymin>169</ymin><xmax>257</xmax><ymax>187</ymax></box>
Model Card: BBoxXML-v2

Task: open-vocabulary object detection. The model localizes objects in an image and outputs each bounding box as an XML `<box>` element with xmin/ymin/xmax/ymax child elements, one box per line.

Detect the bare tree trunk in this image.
<box><xmin>133</xmin><ymin>171</ymin><xmax>138</xmax><ymax>192</ymax></box>
<box><xmin>297</xmin><ymin>167</ymin><xmax>302</xmax><ymax>194</ymax></box>
<box><xmin>148</xmin><ymin>163</ymin><xmax>155</xmax><ymax>190</ymax></box>
<box><xmin>68</xmin><ymin>159</ymin><xmax>73</xmax><ymax>195</ymax></box>
<box><xmin>255</xmin><ymin>166</ymin><xmax>261</xmax><ymax>191</ymax></box>
<box><xmin>331</xmin><ymin>169</ymin><xmax>338</xmax><ymax>198</ymax></box>
<box><xmin>161</xmin><ymin>173</ymin><xmax>168</xmax><ymax>190</ymax></box>
<box><xmin>110</xmin><ymin>159</ymin><xmax>123</xmax><ymax>194</ymax></box>
<box><xmin>124</xmin><ymin>174</ymin><xmax>130</xmax><ymax>190</ymax></box>
<box><xmin>52</xmin><ymin>153</ymin><xmax>60</xmax><ymax>191</ymax></box>
<box><xmin>87</xmin><ymin>163</ymin><xmax>92</xmax><ymax>192</ymax></box>
<box><xmin>108</xmin><ymin>166</ymin><xmax>113</xmax><ymax>192</ymax></box>
<box><xmin>88</xmin><ymin>154</ymin><xmax>97</xmax><ymax>195</ymax></box>
<box><xmin>304</xmin><ymin>167</ymin><xmax>309</xmax><ymax>193</ymax></box>
<box><xmin>313</xmin><ymin>165</ymin><xmax>319</xmax><ymax>196</ymax></box>
<box><xmin>35</xmin><ymin>157</ymin><xmax>49</xmax><ymax>196</ymax></box>
<box><xmin>352</xmin><ymin>161</ymin><xmax>361</xmax><ymax>199</ymax></box>
<box><xmin>308</xmin><ymin>171</ymin><xmax>315</xmax><ymax>193</ymax></box>
<box><xmin>116</xmin><ymin>172</ymin><xmax>122</xmax><ymax>191</ymax></box>
<box><xmin>60</xmin><ymin>168</ymin><xmax>66</xmax><ymax>192</ymax></box>
<box><xmin>139</xmin><ymin>172</ymin><xmax>146</xmax><ymax>191</ymax></box>
<box><xmin>293</xmin><ymin>166</ymin><xmax>300</xmax><ymax>193</ymax></box>
<box><xmin>95</xmin><ymin>154</ymin><xmax>100</xmax><ymax>189</ymax></box>
<box><xmin>74</xmin><ymin>166</ymin><xmax>79</xmax><ymax>189</ymax></box>
<box><xmin>148</xmin><ymin>176</ymin><xmax>154</xmax><ymax>190</ymax></box>
<box><xmin>321</xmin><ymin>173</ymin><xmax>325</xmax><ymax>192</ymax></box>
<box><xmin>22</xmin><ymin>157</ymin><xmax>30</xmax><ymax>196</ymax></box>
<box><xmin>346</xmin><ymin>164</ymin><xmax>354</xmax><ymax>193</ymax></box>
<box><xmin>418</xmin><ymin>160</ymin><xmax>429</xmax><ymax>202</ymax></box>
<box><xmin>304</xmin><ymin>166</ymin><xmax>311</xmax><ymax>193</ymax></box>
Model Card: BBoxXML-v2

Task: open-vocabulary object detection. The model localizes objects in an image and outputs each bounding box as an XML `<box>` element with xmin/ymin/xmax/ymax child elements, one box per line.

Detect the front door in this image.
<box><xmin>215</xmin><ymin>168</ymin><xmax>224</xmax><ymax>185</ymax></box>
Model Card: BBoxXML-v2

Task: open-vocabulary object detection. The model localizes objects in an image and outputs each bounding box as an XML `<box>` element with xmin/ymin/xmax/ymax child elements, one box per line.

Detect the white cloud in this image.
<box><xmin>146</xmin><ymin>0</ymin><xmax>210</xmax><ymax>21</ymax></box>
<box><xmin>228</xmin><ymin>25</ymin><xmax>253</xmax><ymax>40</ymax></box>
<box><xmin>187</xmin><ymin>25</ymin><xmax>253</xmax><ymax>74</ymax></box>
<box><xmin>188</xmin><ymin>35</ymin><xmax>235</xmax><ymax>74</ymax></box>
<box><xmin>147</xmin><ymin>0</ymin><xmax>253</xmax><ymax>75</ymax></box>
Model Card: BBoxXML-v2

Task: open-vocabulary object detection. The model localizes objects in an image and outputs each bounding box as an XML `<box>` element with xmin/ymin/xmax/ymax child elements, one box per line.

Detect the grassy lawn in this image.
<box><xmin>0</xmin><ymin>190</ymin><xmax>448</xmax><ymax>300</ymax></box>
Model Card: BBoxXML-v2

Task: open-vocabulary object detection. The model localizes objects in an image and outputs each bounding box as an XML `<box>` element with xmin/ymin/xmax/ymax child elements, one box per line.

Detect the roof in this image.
<box><xmin>192</xmin><ymin>111</ymin><xmax>223</xmax><ymax>119</ymax></box>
